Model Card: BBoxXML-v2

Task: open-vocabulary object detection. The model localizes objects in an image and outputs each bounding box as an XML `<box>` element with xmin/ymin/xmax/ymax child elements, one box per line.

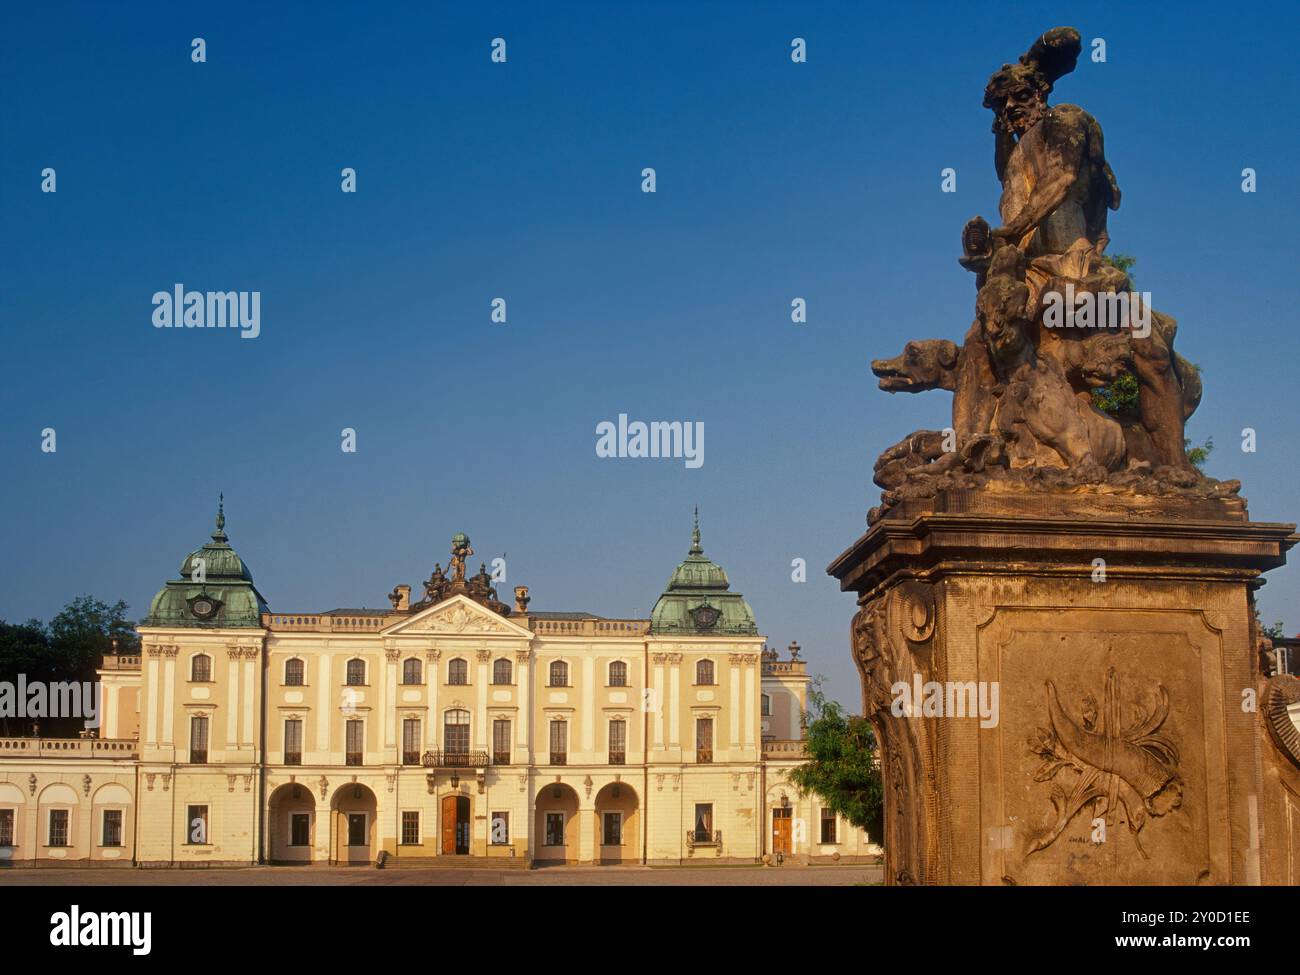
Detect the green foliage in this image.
<box><xmin>1102</xmin><ymin>252</ymin><xmax>1137</xmax><ymax>284</ymax></box>
<box><xmin>1263</xmin><ymin>620</ymin><xmax>1286</xmax><ymax>640</ymax></box>
<box><xmin>786</xmin><ymin>681</ymin><xmax>883</xmax><ymax>835</ymax></box>
<box><xmin>1184</xmin><ymin>436</ymin><xmax>1214</xmax><ymax>473</ymax></box>
<box><xmin>0</xmin><ymin>596</ymin><xmax>139</xmax><ymax>734</ymax></box>
<box><xmin>1093</xmin><ymin>370</ymin><xmax>1140</xmax><ymax>416</ymax></box>
<box><xmin>47</xmin><ymin>595</ymin><xmax>139</xmax><ymax>678</ymax></box>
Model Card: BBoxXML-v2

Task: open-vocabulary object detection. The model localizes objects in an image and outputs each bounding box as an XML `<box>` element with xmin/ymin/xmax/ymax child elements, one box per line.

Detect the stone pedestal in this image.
<box><xmin>828</xmin><ymin>490</ymin><xmax>1297</xmax><ymax>885</ymax></box>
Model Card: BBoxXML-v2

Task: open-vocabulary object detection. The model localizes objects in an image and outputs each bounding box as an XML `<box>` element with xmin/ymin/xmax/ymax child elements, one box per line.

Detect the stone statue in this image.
<box><xmin>423</xmin><ymin>563</ymin><xmax>447</xmax><ymax>603</ymax></box>
<box><xmin>867</xmin><ymin>26</ymin><xmax>1238</xmax><ymax>522</ymax></box>
<box><xmin>448</xmin><ymin>534</ymin><xmax>473</xmax><ymax>583</ymax></box>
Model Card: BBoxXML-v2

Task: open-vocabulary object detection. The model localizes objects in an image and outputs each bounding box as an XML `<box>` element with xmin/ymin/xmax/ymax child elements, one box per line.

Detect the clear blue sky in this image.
<box><xmin>2</xmin><ymin>1</ymin><xmax>1298</xmax><ymax>708</ymax></box>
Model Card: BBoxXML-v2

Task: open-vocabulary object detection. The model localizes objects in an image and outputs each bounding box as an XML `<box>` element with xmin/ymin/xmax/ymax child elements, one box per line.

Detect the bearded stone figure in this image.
<box><xmin>867</xmin><ymin>26</ymin><xmax>1231</xmax><ymax>523</ymax></box>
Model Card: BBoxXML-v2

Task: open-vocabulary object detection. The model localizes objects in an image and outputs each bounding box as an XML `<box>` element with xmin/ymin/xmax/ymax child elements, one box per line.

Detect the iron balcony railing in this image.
<box><xmin>421</xmin><ymin>749</ymin><xmax>490</xmax><ymax>768</ymax></box>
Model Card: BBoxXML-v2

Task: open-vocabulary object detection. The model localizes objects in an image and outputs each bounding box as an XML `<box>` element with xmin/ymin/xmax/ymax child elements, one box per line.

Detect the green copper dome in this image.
<box><xmin>143</xmin><ymin>497</ymin><xmax>269</xmax><ymax>629</ymax></box>
<box><xmin>649</xmin><ymin>511</ymin><xmax>757</xmax><ymax>636</ymax></box>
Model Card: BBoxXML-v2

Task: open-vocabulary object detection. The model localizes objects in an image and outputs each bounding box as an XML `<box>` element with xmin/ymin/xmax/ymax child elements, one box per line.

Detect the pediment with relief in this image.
<box><xmin>385</xmin><ymin>594</ymin><xmax>532</xmax><ymax>638</ymax></box>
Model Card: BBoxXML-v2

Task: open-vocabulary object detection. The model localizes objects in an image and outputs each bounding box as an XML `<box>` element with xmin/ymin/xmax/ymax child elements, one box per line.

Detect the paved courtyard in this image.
<box><xmin>0</xmin><ymin>863</ymin><xmax>881</xmax><ymax>886</ymax></box>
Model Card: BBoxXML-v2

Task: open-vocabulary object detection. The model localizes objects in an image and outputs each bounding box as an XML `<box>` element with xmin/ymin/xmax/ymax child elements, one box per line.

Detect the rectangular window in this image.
<box><xmin>284</xmin><ymin>719</ymin><xmax>303</xmax><ymax>766</ymax></box>
<box><xmin>820</xmin><ymin>808</ymin><xmax>838</xmax><ymax>844</ymax></box>
<box><xmin>490</xmin><ymin>811</ymin><xmax>510</xmax><ymax>845</ymax></box>
<box><xmin>347</xmin><ymin>813</ymin><xmax>366</xmax><ymax>847</ymax></box>
<box><xmin>401</xmin><ymin>811</ymin><xmax>420</xmax><ymax>845</ymax></box>
<box><xmin>402</xmin><ymin>718</ymin><xmax>421</xmax><ymax>765</ymax></box>
<box><xmin>190</xmin><ymin>715</ymin><xmax>209</xmax><ymax>764</ymax></box>
<box><xmin>696</xmin><ymin>717</ymin><xmax>713</xmax><ymax>764</ymax></box>
<box><xmin>602</xmin><ymin>811</ymin><xmax>622</xmax><ymax>846</ymax></box>
<box><xmin>693</xmin><ymin>803</ymin><xmax>713</xmax><ymax>843</ymax></box>
<box><xmin>186</xmin><ymin>805</ymin><xmax>209</xmax><ymax>845</ymax></box>
<box><xmin>0</xmin><ymin>809</ymin><xmax>14</xmax><ymax>846</ymax></box>
<box><xmin>346</xmin><ymin>719</ymin><xmax>364</xmax><ymax>766</ymax></box>
<box><xmin>290</xmin><ymin>813</ymin><xmax>310</xmax><ymax>847</ymax></box>
<box><xmin>608</xmin><ymin>719</ymin><xmax>626</xmax><ymax>765</ymax></box>
<box><xmin>47</xmin><ymin>809</ymin><xmax>69</xmax><ymax>847</ymax></box>
<box><xmin>493</xmin><ymin>719</ymin><xmax>511</xmax><ymax>765</ymax></box>
<box><xmin>544</xmin><ymin>812</ymin><xmax>565</xmax><ymax>847</ymax></box>
<box><xmin>101</xmin><ymin>809</ymin><xmax>123</xmax><ymax>847</ymax></box>
<box><xmin>549</xmin><ymin>720</ymin><xmax>567</xmax><ymax>765</ymax></box>
<box><xmin>444</xmin><ymin>711</ymin><xmax>470</xmax><ymax>755</ymax></box>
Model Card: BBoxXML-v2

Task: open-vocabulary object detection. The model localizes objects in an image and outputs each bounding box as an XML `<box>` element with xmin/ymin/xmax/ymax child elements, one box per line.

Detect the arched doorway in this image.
<box><xmin>593</xmin><ymin>781</ymin><xmax>639</xmax><ymax>864</ymax></box>
<box><xmin>330</xmin><ymin>783</ymin><xmax>378</xmax><ymax>865</ymax></box>
<box><xmin>533</xmin><ymin>782</ymin><xmax>580</xmax><ymax>864</ymax></box>
<box><xmin>268</xmin><ymin>783</ymin><xmax>316</xmax><ymax>863</ymax></box>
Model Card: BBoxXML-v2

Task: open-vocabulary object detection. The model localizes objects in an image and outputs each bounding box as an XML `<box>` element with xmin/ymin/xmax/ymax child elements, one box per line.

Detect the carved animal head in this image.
<box><xmin>871</xmin><ymin>339</ymin><xmax>960</xmax><ymax>393</ymax></box>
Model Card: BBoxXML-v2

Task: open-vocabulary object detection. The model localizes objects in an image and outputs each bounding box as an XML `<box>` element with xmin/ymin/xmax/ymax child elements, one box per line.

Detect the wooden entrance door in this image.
<box><xmin>772</xmin><ymin>807</ymin><xmax>792</xmax><ymax>856</ymax></box>
<box><xmin>442</xmin><ymin>794</ymin><xmax>470</xmax><ymax>855</ymax></box>
<box><xmin>441</xmin><ymin>795</ymin><xmax>458</xmax><ymax>854</ymax></box>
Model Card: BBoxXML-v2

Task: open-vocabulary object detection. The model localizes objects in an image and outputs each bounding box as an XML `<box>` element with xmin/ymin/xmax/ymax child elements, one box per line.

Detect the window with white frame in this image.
<box><xmin>47</xmin><ymin>809</ymin><xmax>69</xmax><ymax>847</ymax></box>
<box><xmin>401</xmin><ymin>811</ymin><xmax>420</xmax><ymax>845</ymax></box>
<box><xmin>101</xmin><ymin>809</ymin><xmax>123</xmax><ymax>847</ymax></box>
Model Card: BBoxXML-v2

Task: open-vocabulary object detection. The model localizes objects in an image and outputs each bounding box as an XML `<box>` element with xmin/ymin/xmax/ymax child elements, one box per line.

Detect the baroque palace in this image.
<box><xmin>0</xmin><ymin>504</ymin><xmax>877</xmax><ymax>867</ymax></box>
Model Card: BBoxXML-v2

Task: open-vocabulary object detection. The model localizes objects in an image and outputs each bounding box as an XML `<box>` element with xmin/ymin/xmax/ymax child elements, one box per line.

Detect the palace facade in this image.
<box><xmin>0</xmin><ymin>506</ymin><xmax>878</xmax><ymax>867</ymax></box>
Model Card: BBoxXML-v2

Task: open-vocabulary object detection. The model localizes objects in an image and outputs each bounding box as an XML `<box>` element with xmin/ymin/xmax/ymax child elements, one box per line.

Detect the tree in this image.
<box><xmin>1263</xmin><ymin>620</ymin><xmax>1286</xmax><ymax>640</ymax></box>
<box><xmin>786</xmin><ymin>682</ymin><xmax>883</xmax><ymax>837</ymax></box>
<box><xmin>47</xmin><ymin>595</ymin><xmax>140</xmax><ymax>682</ymax></box>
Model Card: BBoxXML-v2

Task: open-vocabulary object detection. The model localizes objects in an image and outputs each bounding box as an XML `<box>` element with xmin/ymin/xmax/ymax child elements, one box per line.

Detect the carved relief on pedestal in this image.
<box><xmin>851</xmin><ymin>581</ymin><xmax>939</xmax><ymax>884</ymax></box>
<box><xmin>1026</xmin><ymin>667</ymin><xmax>1183</xmax><ymax>858</ymax></box>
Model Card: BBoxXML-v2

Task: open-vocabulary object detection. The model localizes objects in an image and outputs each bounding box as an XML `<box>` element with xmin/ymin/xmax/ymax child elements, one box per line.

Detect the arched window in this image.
<box><xmin>696</xmin><ymin>659</ymin><xmax>715</xmax><ymax>685</ymax></box>
<box><xmin>444</xmin><ymin>708</ymin><xmax>471</xmax><ymax>755</ymax></box>
<box><xmin>190</xmin><ymin>654</ymin><xmax>211</xmax><ymax>683</ymax></box>
<box><xmin>492</xmin><ymin>658</ymin><xmax>512</xmax><ymax>685</ymax></box>
<box><xmin>402</xmin><ymin>658</ymin><xmax>422</xmax><ymax>685</ymax></box>
<box><xmin>447</xmin><ymin>658</ymin><xmax>468</xmax><ymax>686</ymax></box>
<box><xmin>608</xmin><ymin>661</ymin><xmax>628</xmax><ymax>687</ymax></box>
<box><xmin>549</xmin><ymin>661</ymin><xmax>569</xmax><ymax>687</ymax></box>
<box><xmin>346</xmin><ymin>658</ymin><xmax>366</xmax><ymax>686</ymax></box>
<box><xmin>284</xmin><ymin>658</ymin><xmax>304</xmax><ymax>686</ymax></box>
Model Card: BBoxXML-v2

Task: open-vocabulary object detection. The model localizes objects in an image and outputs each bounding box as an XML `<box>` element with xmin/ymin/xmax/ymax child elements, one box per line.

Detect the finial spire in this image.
<box><xmin>690</xmin><ymin>506</ymin><xmax>702</xmax><ymax>555</ymax></box>
<box><xmin>213</xmin><ymin>493</ymin><xmax>228</xmax><ymax>541</ymax></box>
